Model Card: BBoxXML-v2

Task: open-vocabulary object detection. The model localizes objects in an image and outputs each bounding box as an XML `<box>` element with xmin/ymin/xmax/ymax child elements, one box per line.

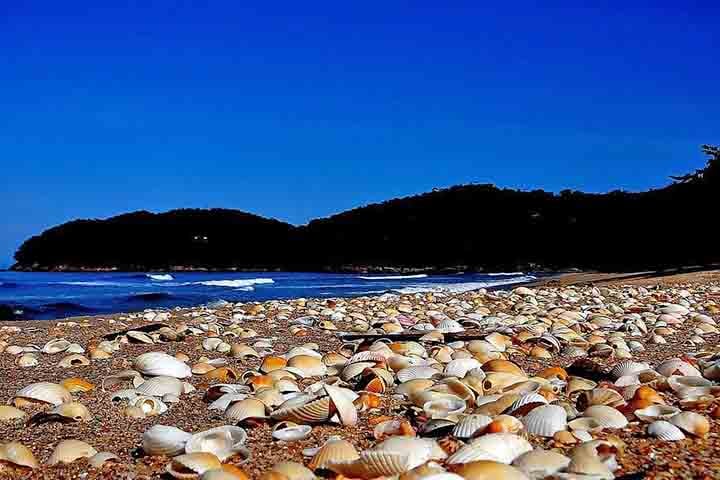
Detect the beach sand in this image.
<box><xmin>1</xmin><ymin>269</ymin><xmax>719</xmax><ymax>479</ymax></box>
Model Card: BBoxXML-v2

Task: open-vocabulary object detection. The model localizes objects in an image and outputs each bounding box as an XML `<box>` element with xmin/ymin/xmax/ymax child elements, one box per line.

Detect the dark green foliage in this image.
<box><xmin>13</xmin><ymin>146</ymin><xmax>720</xmax><ymax>273</ymax></box>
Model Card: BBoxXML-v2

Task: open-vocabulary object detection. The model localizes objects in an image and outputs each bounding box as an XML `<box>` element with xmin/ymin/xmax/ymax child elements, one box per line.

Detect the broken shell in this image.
<box><xmin>58</xmin><ymin>353</ymin><xmax>91</xmax><ymax>368</ymax></box>
<box><xmin>512</xmin><ymin>449</ymin><xmax>570</xmax><ymax>478</ymax></box>
<box><xmin>48</xmin><ymin>440</ymin><xmax>98</xmax><ymax>465</ymax></box>
<box><xmin>133</xmin><ymin>395</ymin><xmax>168</xmax><ymax>416</ymax></box>
<box><xmin>423</xmin><ymin>396</ymin><xmax>466</xmax><ymax>419</ymax></box>
<box><xmin>12</xmin><ymin>382</ymin><xmax>72</xmax><ymax>407</ymax></box>
<box><xmin>17</xmin><ymin>353</ymin><xmax>39</xmax><ymax>367</ymax></box>
<box><xmin>136</xmin><ymin>376</ymin><xmax>184</xmax><ymax>397</ymax></box>
<box><xmin>325</xmin><ymin>384</ymin><xmax>358</xmax><ymax>425</ymax></box>
<box><xmin>167</xmin><ymin>452</ymin><xmax>223</xmax><ymax>479</ymax></box>
<box><xmin>59</xmin><ymin>377</ymin><xmax>95</xmax><ymax>393</ymax></box>
<box><xmin>42</xmin><ymin>338</ymin><xmax>72</xmax><ymax>354</ymax></box>
<box><xmin>634</xmin><ymin>405</ymin><xmax>681</xmax><ymax>422</ymax></box>
<box><xmin>186</xmin><ymin>426</ymin><xmax>248</xmax><ymax>462</ymax></box>
<box><xmin>0</xmin><ymin>405</ymin><xmax>27</xmax><ymax>421</ymax></box>
<box><xmin>88</xmin><ymin>452</ymin><xmax>121</xmax><ymax>468</ymax></box>
<box><xmin>0</xmin><ymin>441</ymin><xmax>40</xmax><ymax>469</ymax></box>
<box><xmin>310</xmin><ymin>438</ymin><xmax>360</xmax><ymax>470</ymax></box>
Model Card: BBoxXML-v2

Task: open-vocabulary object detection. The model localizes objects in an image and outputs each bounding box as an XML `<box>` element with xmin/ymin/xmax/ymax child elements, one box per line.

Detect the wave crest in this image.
<box><xmin>358</xmin><ymin>274</ymin><xmax>429</xmax><ymax>280</ymax></box>
<box><xmin>147</xmin><ymin>274</ymin><xmax>174</xmax><ymax>281</ymax></box>
<box><xmin>393</xmin><ymin>275</ymin><xmax>536</xmax><ymax>294</ymax></box>
<box><xmin>194</xmin><ymin>279</ymin><xmax>274</xmax><ymax>288</ymax></box>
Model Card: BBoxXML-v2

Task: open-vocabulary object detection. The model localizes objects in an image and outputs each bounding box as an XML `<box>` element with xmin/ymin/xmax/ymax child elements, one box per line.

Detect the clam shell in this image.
<box><xmin>143</xmin><ymin>425</ymin><xmax>192</xmax><ymax>456</ymax></box>
<box><xmin>287</xmin><ymin>355</ymin><xmax>327</xmax><ymax>377</ymax></box>
<box><xmin>423</xmin><ymin>396</ymin><xmax>466</xmax><ymax>419</ymax></box>
<box><xmin>669</xmin><ymin>411</ymin><xmax>710</xmax><ymax>437</ymax></box>
<box><xmin>12</xmin><ymin>382</ymin><xmax>71</xmax><ymax>406</ymax></box>
<box><xmin>17</xmin><ymin>353</ymin><xmax>39</xmax><ymax>367</ymax></box>
<box><xmin>453</xmin><ymin>461</ymin><xmax>530</xmax><ymax>480</ymax></box>
<box><xmin>452</xmin><ymin>414</ymin><xmax>493</xmax><ymax>439</ymax></box>
<box><xmin>521</xmin><ymin>405</ymin><xmax>567</xmax><ymax>437</ymax></box>
<box><xmin>134</xmin><ymin>352</ymin><xmax>192</xmax><ymax>378</ymax></box>
<box><xmin>58</xmin><ymin>353</ymin><xmax>91</xmax><ymax>368</ymax></box>
<box><xmin>48</xmin><ymin>440</ymin><xmax>98</xmax><ymax>465</ymax></box>
<box><xmin>398</xmin><ymin>366</ymin><xmax>440</xmax><ymax>383</ymax></box>
<box><xmin>186</xmin><ymin>426</ymin><xmax>248</xmax><ymax>462</ymax></box>
<box><xmin>609</xmin><ymin>360</ymin><xmax>650</xmax><ymax>379</ymax></box>
<box><xmin>0</xmin><ymin>442</ymin><xmax>40</xmax><ymax>469</ymax></box>
<box><xmin>634</xmin><ymin>405</ymin><xmax>681</xmax><ymax>423</ymax></box>
<box><xmin>225</xmin><ymin>399</ymin><xmax>269</xmax><ymax>423</ymax></box>
<box><xmin>444</xmin><ymin>358</ymin><xmax>482</xmax><ymax>378</ymax></box>
<box><xmin>310</xmin><ymin>438</ymin><xmax>360</xmax><ymax>470</ymax></box>
<box><xmin>270</xmin><ymin>461</ymin><xmax>316</xmax><ymax>480</ymax></box>
<box><xmin>42</xmin><ymin>338</ymin><xmax>71</xmax><ymax>354</ymax></box>
<box><xmin>655</xmin><ymin>358</ymin><xmax>702</xmax><ymax>377</ymax></box>
<box><xmin>167</xmin><ymin>453</ymin><xmax>222</xmax><ymax>479</ymax></box>
<box><xmin>647</xmin><ymin>421</ymin><xmax>686</xmax><ymax>441</ymax></box>
<box><xmin>576</xmin><ymin>388</ymin><xmax>626</xmax><ymax>410</ymax></box>
<box><xmin>447</xmin><ymin>433</ymin><xmax>532</xmax><ymax>464</ymax></box>
<box><xmin>272</xmin><ymin>423</ymin><xmax>312</xmax><ymax>442</ymax></box>
<box><xmin>582</xmin><ymin>405</ymin><xmax>628</xmax><ymax>429</ymax></box>
<box><xmin>136</xmin><ymin>376</ymin><xmax>184</xmax><ymax>397</ymax></box>
<box><xmin>270</xmin><ymin>396</ymin><xmax>331</xmax><ymax>423</ymax></box>
<box><xmin>396</xmin><ymin>379</ymin><xmax>435</xmax><ymax>397</ymax></box>
<box><xmin>49</xmin><ymin>402</ymin><xmax>93</xmax><ymax>422</ymax></box>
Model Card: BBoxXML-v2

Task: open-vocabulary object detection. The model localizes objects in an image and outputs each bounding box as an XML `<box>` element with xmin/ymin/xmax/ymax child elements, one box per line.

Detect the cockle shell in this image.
<box><xmin>521</xmin><ymin>405</ymin><xmax>567</xmax><ymax>437</ymax></box>
<box><xmin>452</xmin><ymin>414</ymin><xmax>493</xmax><ymax>439</ymax></box>
<box><xmin>634</xmin><ymin>405</ymin><xmax>681</xmax><ymax>423</ymax></box>
<box><xmin>655</xmin><ymin>358</ymin><xmax>702</xmax><ymax>377</ymax></box>
<box><xmin>609</xmin><ymin>361</ymin><xmax>650</xmax><ymax>379</ymax></box>
<box><xmin>309</xmin><ymin>438</ymin><xmax>360</xmax><ymax>470</ymax></box>
<box><xmin>12</xmin><ymin>382</ymin><xmax>72</xmax><ymax>407</ymax></box>
<box><xmin>0</xmin><ymin>442</ymin><xmax>39</xmax><ymax>469</ymax></box>
<box><xmin>444</xmin><ymin>358</ymin><xmax>482</xmax><ymax>378</ymax></box>
<box><xmin>325</xmin><ymin>384</ymin><xmax>358</xmax><ymax>426</ymax></box>
<box><xmin>143</xmin><ymin>425</ymin><xmax>192</xmax><ymax>456</ymax></box>
<box><xmin>167</xmin><ymin>453</ymin><xmax>223</xmax><ymax>479</ymax></box>
<box><xmin>286</xmin><ymin>355</ymin><xmax>327</xmax><ymax>377</ymax></box>
<box><xmin>186</xmin><ymin>426</ymin><xmax>248</xmax><ymax>461</ymax></box>
<box><xmin>423</xmin><ymin>396</ymin><xmax>466</xmax><ymax>419</ymax></box>
<box><xmin>447</xmin><ymin>433</ymin><xmax>532</xmax><ymax>464</ymax></box>
<box><xmin>225</xmin><ymin>399</ymin><xmax>269</xmax><ymax>423</ymax></box>
<box><xmin>398</xmin><ymin>366</ymin><xmax>441</xmax><ymax>383</ymax></box>
<box><xmin>136</xmin><ymin>376</ymin><xmax>184</xmax><ymax>397</ymax></box>
<box><xmin>271</xmin><ymin>395</ymin><xmax>332</xmax><ymax>423</ymax></box>
<box><xmin>269</xmin><ymin>461</ymin><xmax>316</xmax><ymax>480</ymax></box>
<box><xmin>88</xmin><ymin>452</ymin><xmax>121</xmax><ymax>468</ymax></box>
<box><xmin>647</xmin><ymin>421</ymin><xmax>686</xmax><ymax>441</ymax></box>
<box><xmin>582</xmin><ymin>405</ymin><xmax>628</xmax><ymax>429</ymax></box>
<box><xmin>48</xmin><ymin>440</ymin><xmax>98</xmax><ymax>465</ymax></box>
<box><xmin>134</xmin><ymin>352</ymin><xmax>192</xmax><ymax>378</ymax></box>
<box><xmin>576</xmin><ymin>388</ymin><xmax>626</xmax><ymax>410</ymax></box>
<box><xmin>669</xmin><ymin>411</ymin><xmax>710</xmax><ymax>437</ymax></box>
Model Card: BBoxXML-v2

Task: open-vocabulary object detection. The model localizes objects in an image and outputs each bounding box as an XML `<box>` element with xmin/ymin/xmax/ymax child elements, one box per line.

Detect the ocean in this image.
<box><xmin>0</xmin><ymin>271</ymin><xmax>539</xmax><ymax>320</ymax></box>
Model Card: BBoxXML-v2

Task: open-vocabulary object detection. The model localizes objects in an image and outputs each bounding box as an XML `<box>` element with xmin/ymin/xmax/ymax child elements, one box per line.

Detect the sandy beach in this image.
<box><xmin>1</xmin><ymin>270</ymin><xmax>720</xmax><ymax>479</ymax></box>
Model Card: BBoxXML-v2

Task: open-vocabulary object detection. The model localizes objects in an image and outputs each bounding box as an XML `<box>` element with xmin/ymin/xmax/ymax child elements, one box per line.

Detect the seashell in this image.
<box><xmin>423</xmin><ymin>396</ymin><xmax>466</xmax><ymax>419</ymax></box>
<box><xmin>272</xmin><ymin>423</ymin><xmax>312</xmax><ymax>442</ymax></box>
<box><xmin>186</xmin><ymin>426</ymin><xmax>248</xmax><ymax>462</ymax></box>
<box><xmin>398</xmin><ymin>366</ymin><xmax>440</xmax><ymax>383</ymax></box>
<box><xmin>143</xmin><ymin>425</ymin><xmax>193</xmax><ymax>456</ymax></box>
<box><xmin>310</xmin><ymin>438</ymin><xmax>360</xmax><ymax>470</ymax></box>
<box><xmin>474</xmin><ymin>393</ymin><xmax>519</xmax><ymax>417</ymax></box>
<box><xmin>269</xmin><ymin>461</ymin><xmax>316</xmax><ymax>480</ymax></box>
<box><xmin>167</xmin><ymin>452</ymin><xmax>222</xmax><ymax>479</ymax></box>
<box><xmin>656</xmin><ymin>358</ymin><xmax>702</xmax><ymax>377</ymax></box>
<box><xmin>57</xmin><ymin>353</ymin><xmax>91</xmax><ymax>368</ymax></box>
<box><xmin>521</xmin><ymin>404</ymin><xmax>567</xmax><ymax>437</ymax></box>
<box><xmin>12</xmin><ymin>382</ymin><xmax>71</xmax><ymax>407</ymax></box>
<box><xmin>647</xmin><ymin>420</ymin><xmax>686</xmax><ymax>441</ymax></box>
<box><xmin>444</xmin><ymin>358</ymin><xmax>482</xmax><ymax>378</ymax></box>
<box><xmin>48</xmin><ymin>439</ymin><xmax>98</xmax><ymax>465</ymax></box>
<box><xmin>512</xmin><ymin>449</ymin><xmax>570</xmax><ymax>478</ymax></box>
<box><xmin>123</xmin><ymin>406</ymin><xmax>146</xmax><ymax>418</ymax></box>
<box><xmin>225</xmin><ymin>399</ymin><xmax>269</xmax><ymax>424</ymax></box>
<box><xmin>204</xmin><ymin>367</ymin><xmax>242</xmax><ymax>383</ymax></box>
<box><xmin>0</xmin><ymin>442</ymin><xmax>40</xmax><ymax>469</ymax></box>
<box><xmin>59</xmin><ymin>377</ymin><xmax>95</xmax><ymax>393</ymax></box>
<box><xmin>45</xmin><ymin>402</ymin><xmax>92</xmax><ymax>422</ymax></box>
<box><xmin>127</xmin><ymin>331</ymin><xmax>155</xmax><ymax>344</ymax></box>
<box><xmin>271</xmin><ymin>395</ymin><xmax>333</xmax><ymax>424</ymax></box>
<box><xmin>484</xmin><ymin>415</ymin><xmax>524</xmax><ymax>435</ymax></box>
<box><xmin>453</xmin><ymin>461</ymin><xmax>530</xmax><ymax>480</ymax></box>
<box><xmin>396</xmin><ymin>379</ymin><xmax>435</xmax><ymax>397</ymax></box>
<box><xmin>203</xmin><ymin>338</ymin><xmax>223</xmax><ymax>351</ymax></box>
<box><xmin>566</xmin><ymin>442</ymin><xmax>614</xmax><ymax>480</ymax></box>
<box><xmin>582</xmin><ymin>405</ymin><xmax>628</xmax><ymax>429</ymax></box>
<box><xmin>42</xmin><ymin>338</ymin><xmax>71</xmax><ymax>354</ymax></box>
<box><xmin>260</xmin><ymin>356</ymin><xmax>288</xmax><ymax>373</ymax></box>
<box><xmin>669</xmin><ymin>411</ymin><xmax>710</xmax><ymax>437</ymax></box>
<box><xmin>231</xmin><ymin>344</ymin><xmax>260</xmax><ymax>359</ymax></box>
<box><xmin>609</xmin><ymin>360</ymin><xmax>650</xmax><ymax>379</ymax></box>
<box><xmin>325</xmin><ymin>384</ymin><xmax>358</xmax><ymax>426</ymax></box>
<box><xmin>133</xmin><ymin>395</ymin><xmax>168</xmax><ymax>416</ymax></box>
<box><xmin>482</xmin><ymin>360</ymin><xmax>524</xmax><ymax>376</ymax></box>
<box><xmin>101</xmin><ymin>369</ymin><xmax>143</xmax><ymax>391</ymax></box>
<box><xmin>134</xmin><ymin>352</ymin><xmax>192</xmax><ymax>378</ymax></box>
<box><xmin>508</xmin><ymin>393</ymin><xmax>548</xmax><ymax>416</ymax></box>
<box><xmin>136</xmin><ymin>376</ymin><xmax>184</xmax><ymax>397</ymax></box>
<box><xmin>286</xmin><ymin>355</ymin><xmax>327</xmax><ymax>377</ymax></box>
<box><xmin>193</xmin><ymin>363</ymin><xmax>217</xmax><ymax>375</ymax></box>
<box><xmin>452</xmin><ymin>414</ymin><xmax>493</xmax><ymax>439</ymax></box>
<box><xmin>481</xmin><ymin>373</ymin><xmax>528</xmax><ymax>395</ymax></box>
<box><xmin>447</xmin><ymin>433</ymin><xmax>532</xmax><ymax>464</ymax></box>
<box><xmin>634</xmin><ymin>405</ymin><xmax>680</xmax><ymax>422</ymax></box>
<box><xmin>200</xmin><ymin>466</ymin><xmax>250</xmax><ymax>480</ymax></box>
<box><xmin>576</xmin><ymin>388</ymin><xmax>626</xmax><ymax>411</ymax></box>
<box><xmin>17</xmin><ymin>353</ymin><xmax>39</xmax><ymax>367</ymax></box>
<box><xmin>0</xmin><ymin>405</ymin><xmax>27</xmax><ymax>421</ymax></box>
<box><xmin>88</xmin><ymin>452</ymin><xmax>121</xmax><ymax>468</ymax></box>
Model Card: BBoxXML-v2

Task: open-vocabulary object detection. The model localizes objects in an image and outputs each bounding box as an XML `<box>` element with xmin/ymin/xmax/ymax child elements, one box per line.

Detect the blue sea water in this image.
<box><xmin>0</xmin><ymin>271</ymin><xmax>538</xmax><ymax>320</ymax></box>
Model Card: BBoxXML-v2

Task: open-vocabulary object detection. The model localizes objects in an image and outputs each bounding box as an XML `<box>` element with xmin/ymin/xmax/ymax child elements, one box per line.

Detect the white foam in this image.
<box><xmin>195</xmin><ymin>279</ymin><xmax>275</xmax><ymax>288</ymax></box>
<box><xmin>487</xmin><ymin>272</ymin><xmax>525</xmax><ymax>276</ymax></box>
<box><xmin>393</xmin><ymin>275</ymin><xmax>536</xmax><ymax>294</ymax></box>
<box><xmin>358</xmin><ymin>274</ymin><xmax>429</xmax><ymax>280</ymax></box>
<box><xmin>147</xmin><ymin>274</ymin><xmax>174</xmax><ymax>281</ymax></box>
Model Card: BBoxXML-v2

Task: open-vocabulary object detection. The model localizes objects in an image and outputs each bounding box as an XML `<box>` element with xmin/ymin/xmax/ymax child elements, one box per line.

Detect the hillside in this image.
<box><xmin>12</xmin><ymin>146</ymin><xmax>719</xmax><ymax>273</ymax></box>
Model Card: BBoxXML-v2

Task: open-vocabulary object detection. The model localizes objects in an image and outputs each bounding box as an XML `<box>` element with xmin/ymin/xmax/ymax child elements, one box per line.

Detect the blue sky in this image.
<box><xmin>1</xmin><ymin>1</ymin><xmax>718</xmax><ymax>267</ymax></box>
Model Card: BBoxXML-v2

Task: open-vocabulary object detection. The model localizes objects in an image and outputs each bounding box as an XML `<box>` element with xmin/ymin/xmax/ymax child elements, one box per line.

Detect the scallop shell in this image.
<box><xmin>452</xmin><ymin>414</ymin><xmax>493</xmax><ymax>439</ymax></box>
<box><xmin>447</xmin><ymin>433</ymin><xmax>532</xmax><ymax>464</ymax></box>
<box><xmin>270</xmin><ymin>396</ymin><xmax>331</xmax><ymax>423</ymax></box>
<box><xmin>142</xmin><ymin>425</ymin><xmax>192</xmax><ymax>456</ymax></box>
<box><xmin>134</xmin><ymin>352</ymin><xmax>192</xmax><ymax>378</ymax></box>
<box><xmin>0</xmin><ymin>442</ymin><xmax>39</xmax><ymax>469</ymax></box>
<box><xmin>609</xmin><ymin>361</ymin><xmax>650</xmax><ymax>379</ymax></box>
<box><xmin>398</xmin><ymin>366</ymin><xmax>440</xmax><ymax>383</ymax></box>
<box><xmin>634</xmin><ymin>405</ymin><xmax>681</xmax><ymax>423</ymax></box>
<box><xmin>507</xmin><ymin>393</ymin><xmax>548</xmax><ymax>416</ymax></box>
<box><xmin>12</xmin><ymin>382</ymin><xmax>72</xmax><ymax>407</ymax></box>
<box><xmin>286</xmin><ymin>355</ymin><xmax>327</xmax><ymax>377</ymax></box>
<box><xmin>186</xmin><ymin>426</ymin><xmax>248</xmax><ymax>462</ymax></box>
<box><xmin>582</xmin><ymin>405</ymin><xmax>628</xmax><ymax>429</ymax></box>
<box><xmin>167</xmin><ymin>452</ymin><xmax>222</xmax><ymax>479</ymax></box>
<box><xmin>647</xmin><ymin>421</ymin><xmax>686</xmax><ymax>441</ymax></box>
<box><xmin>225</xmin><ymin>399</ymin><xmax>269</xmax><ymax>423</ymax></box>
<box><xmin>136</xmin><ymin>376</ymin><xmax>184</xmax><ymax>397</ymax></box>
<box><xmin>655</xmin><ymin>358</ymin><xmax>702</xmax><ymax>377</ymax></box>
<box><xmin>310</xmin><ymin>438</ymin><xmax>360</xmax><ymax>470</ymax></box>
<box><xmin>444</xmin><ymin>358</ymin><xmax>482</xmax><ymax>378</ymax></box>
<box><xmin>512</xmin><ymin>449</ymin><xmax>571</xmax><ymax>478</ymax></box>
<box><xmin>521</xmin><ymin>404</ymin><xmax>567</xmax><ymax>437</ymax></box>
<box><xmin>48</xmin><ymin>440</ymin><xmax>98</xmax><ymax>465</ymax></box>
<box><xmin>669</xmin><ymin>411</ymin><xmax>710</xmax><ymax>437</ymax></box>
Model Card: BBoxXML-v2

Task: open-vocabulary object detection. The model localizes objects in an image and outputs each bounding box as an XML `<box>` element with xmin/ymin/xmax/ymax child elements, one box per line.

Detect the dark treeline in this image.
<box><xmin>12</xmin><ymin>145</ymin><xmax>720</xmax><ymax>273</ymax></box>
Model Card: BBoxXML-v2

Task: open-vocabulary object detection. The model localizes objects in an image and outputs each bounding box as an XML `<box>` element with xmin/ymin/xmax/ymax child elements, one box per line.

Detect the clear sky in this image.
<box><xmin>1</xmin><ymin>1</ymin><xmax>718</xmax><ymax>268</ymax></box>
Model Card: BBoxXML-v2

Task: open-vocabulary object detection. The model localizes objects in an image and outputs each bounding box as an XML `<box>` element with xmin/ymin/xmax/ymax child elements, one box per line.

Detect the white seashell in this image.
<box><xmin>134</xmin><ymin>352</ymin><xmax>191</xmax><ymax>378</ymax></box>
<box><xmin>583</xmin><ymin>405</ymin><xmax>628</xmax><ymax>429</ymax></box>
<box><xmin>142</xmin><ymin>425</ymin><xmax>192</xmax><ymax>456</ymax></box>
<box><xmin>647</xmin><ymin>421</ymin><xmax>685</xmax><ymax>441</ymax></box>
<box><xmin>508</xmin><ymin>393</ymin><xmax>548</xmax><ymax>415</ymax></box>
<box><xmin>513</xmin><ymin>449</ymin><xmax>571</xmax><ymax>478</ymax></box>
<box><xmin>42</xmin><ymin>339</ymin><xmax>71</xmax><ymax>354</ymax></box>
<box><xmin>521</xmin><ymin>404</ymin><xmax>567</xmax><ymax>437</ymax></box>
<box><xmin>48</xmin><ymin>440</ymin><xmax>98</xmax><ymax>465</ymax></box>
<box><xmin>12</xmin><ymin>382</ymin><xmax>71</xmax><ymax>406</ymax></box>
<box><xmin>325</xmin><ymin>384</ymin><xmax>358</xmax><ymax>426</ymax></box>
<box><xmin>185</xmin><ymin>426</ymin><xmax>248</xmax><ymax>462</ymax></box>
<box><xmin>423</xmin><ymin>396</ymin><xmax>466</xmax><ymax>419</ymax></box>
<box><xmin>272</xmin><ymin>424</ymin><xmax>312</xmax><ymax>442</ymax></box>
<box><xmin>609</xmin><ymin>361</ymin><xmax>650</xmax><ymax>379</ymax></box>
<box><xmin>452</xmin><ymin>414</ymin><xmax>493</xmax><ymax>439</ymax></box>
<box><xmin>133</xmin><ymin>395</ymin><xmax>168</xmax><ymax>416</ymax></box>
<box><xmin>110</xmin><ymin>389</ymin><xmax>139</xmax><ymax>404</ymax></box>
<box><xmin>443</xmin><ymin>358</ymin><xmax>481</xmax><ymax>378</ymax></box>
<box><xmin>88</xmin><ymin>452</ymin><xmax>120</xmax><ymax>468</ymax></box>
<box><xmin>447</xmin><ymin>433</ymin><xmax>532</xmax><ymax>464</ymax></box>
<box><xmin>655</xmin><ymin>358</ymin><xmax>702</xmax><ymax>377</ymax></box>
<box><xmin>634</xmin><ymin>405</ymin><xmax>681</xmax><ymax>423</ymax></box>
<box><xmin>397</xmin><ymin>366</ymin><xmax>440</xmax><ymax>383</ymax></box>
<box><xmin>135</xmin><ymin>376</ymin><xmax>184</xmax><ymax>397</ymax></box>
<box><xmin>209</xmin><ymin>394</ymin><xmax>248</xmax><ymax>411</ymax></box>
<box><xmin>167</xmin><ymin>453</ymin><xmax>222</xmax><ymax>479</ymax></box>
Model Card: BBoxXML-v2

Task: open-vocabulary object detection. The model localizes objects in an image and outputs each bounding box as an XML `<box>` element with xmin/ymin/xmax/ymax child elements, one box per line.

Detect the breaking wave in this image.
<box><xmin>358</xmin><ymin>274</ymin><xmax>428</xmax><ymax>280</ymax></box>
<box><xmin>393</xmin><ymin>275</ymin><xmax>536</xmax><ymax>294</ymax></box>
<box><xmin>147</xmin><ymin>274</ymin><xmax>174</xmax><ymax>281</ymax></box>
<box><xmin>193</xmin><ymin>279</ymin><xmax>275</xmax><ymax>288</ymax></box>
